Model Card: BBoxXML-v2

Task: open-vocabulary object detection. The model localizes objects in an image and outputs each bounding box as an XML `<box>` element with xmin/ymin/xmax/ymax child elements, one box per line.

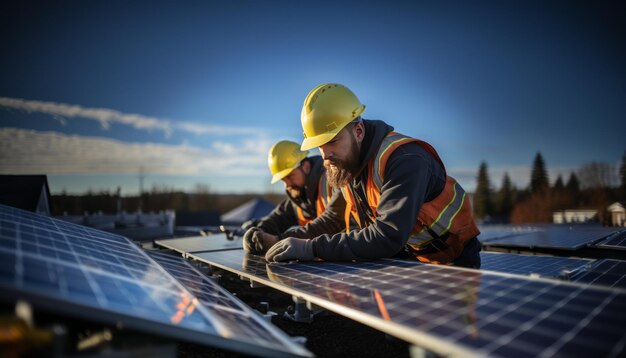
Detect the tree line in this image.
<box><xmin>51</xmin><ymin>150</ymin><xmax>626</xmax><ymax>225</ymax></box>
<box><xmin>51</xmin><ymin>184</ymin><xmax>285</xmax><ymax>216</ymax></box>
<box><xmin>472</xmin><ymin>151</ymin><xmax>626</xmax><ymax>224</ymax></box>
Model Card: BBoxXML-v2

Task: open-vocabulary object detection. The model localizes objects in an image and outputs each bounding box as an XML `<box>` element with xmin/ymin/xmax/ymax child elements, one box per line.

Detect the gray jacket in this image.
<box><xmin>296</xmin><ymin>119</ymin><xmax>447</xmax><ymax>260</ymax></box>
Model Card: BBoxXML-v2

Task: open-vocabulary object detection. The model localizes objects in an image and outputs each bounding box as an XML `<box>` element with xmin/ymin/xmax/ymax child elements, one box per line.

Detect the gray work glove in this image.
<box><xmin>242</xmin><ymin>227</ymin><xmax>279</xmax><ymax>254</ymax></box>
<box><xmin>265</xmin><ymin>237</ymin><xmax>314</xmax><ymax>262</ymax></box>
<box><xmin>242</xmin><ymin>227</ymin><xmax>259</xmax><ymax>253</ymax></box>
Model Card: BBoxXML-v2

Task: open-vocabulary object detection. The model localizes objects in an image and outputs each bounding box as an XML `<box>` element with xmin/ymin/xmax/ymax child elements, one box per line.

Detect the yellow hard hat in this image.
<box><xmin>300</xmin><ymin>83</ymin><xmax>365</xmax><ymax>150</ymax></box>
<box><xmin>268</xmin><ymin>140</ymin><xmax>309</xmax><ymax>184</ymax></box>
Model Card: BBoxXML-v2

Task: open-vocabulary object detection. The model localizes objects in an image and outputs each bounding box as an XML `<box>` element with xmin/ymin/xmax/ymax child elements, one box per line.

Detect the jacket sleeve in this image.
<box><xmin>282</xmin><ymin>187</ymin><xmax>346</xmax><ymax>239</ymax></box>
<box><xmin>256</xmin><ymin>199</ymin><xmax>299</xmax><ymax>235</ymax></box>
<box><xmin>311</xmin><ymin>143</ymin><xmax>446</xmax><ymax>260</ymax></box>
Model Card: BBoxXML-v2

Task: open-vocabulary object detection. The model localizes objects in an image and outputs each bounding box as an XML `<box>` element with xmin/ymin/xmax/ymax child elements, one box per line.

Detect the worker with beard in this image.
<box><xmin>264</xmin><ymin>84</ymin><xmax>482</xmax><ymax>268</ymax></box>
<box><xmin>242</xmin><ymin>140</ymin><xmax>346</xmax><ymax>254</ymax></box>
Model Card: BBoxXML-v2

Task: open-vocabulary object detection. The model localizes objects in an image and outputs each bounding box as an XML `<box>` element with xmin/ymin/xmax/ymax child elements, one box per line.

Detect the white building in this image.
<box><xmin>552</xmin><ymin>209</ymin><xmax>598</xmax><ymax>224</ymax></box>
<box><xmin>608</xmin><ymin>202</ymin><xmax>625</xmax><ymax>227</ymax></box>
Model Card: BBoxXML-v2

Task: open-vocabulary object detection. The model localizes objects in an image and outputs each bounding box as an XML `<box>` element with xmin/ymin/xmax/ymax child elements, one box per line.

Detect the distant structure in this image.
<box><xmin>0</xmin><ymin>175</ymin><xmax>51</xmax><ymax>216</ymax></box>
<box><xmin>57</xmin><ymin>211</ymin><xmax>175</xmax><ymax>241</ymax></box>
<box><xmin>220</xmin><ymin>197</ymin><xmax>275</xmax><ymax>226</ymax></box>
<box><xmin>552</xmin><ymin>209</ymin><xmax>598</xmax><ymax>224</ymax></box>
<box><xmin>608</xmin><ymin>202</ymin><xmax>625</xmax><ymax>227</ymax></box>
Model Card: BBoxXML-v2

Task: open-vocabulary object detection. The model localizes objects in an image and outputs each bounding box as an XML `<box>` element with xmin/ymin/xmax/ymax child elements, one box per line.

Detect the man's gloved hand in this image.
<box><xmin>242</xmin><ymin>228</ymin><xmax>279</xmax><ymax>254</ymax></box>
<box><xmin>265</xmin><ymin>237</ymin><xmax>314</xmax><ymax>262</ymax></box>
<box><xmin>242</xmin><ymin>227</ymin><xmax>260</xmax><ymax>253</ymax></box>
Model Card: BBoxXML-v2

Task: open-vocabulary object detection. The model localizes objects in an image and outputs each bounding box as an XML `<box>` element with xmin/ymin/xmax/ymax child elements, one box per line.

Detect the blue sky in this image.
<box><xmin>1</xmin><ymin>0</ymin><xmax>624</xmax><ymax>195</ymax></box>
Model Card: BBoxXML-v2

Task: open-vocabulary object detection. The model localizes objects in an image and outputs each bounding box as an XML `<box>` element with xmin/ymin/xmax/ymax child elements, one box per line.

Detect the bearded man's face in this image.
<box><xmin>320</xmin><ymin>124</ymin><xmax>361</xmax><ymax>188</ymax></box>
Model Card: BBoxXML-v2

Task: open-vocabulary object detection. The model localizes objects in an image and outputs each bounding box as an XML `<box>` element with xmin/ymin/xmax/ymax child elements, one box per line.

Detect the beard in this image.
<box><xmin>286</xmin><ymin>186</ymin><xmax>303</xmax><ymax>198</ymax></box>
<box><xmin>324</xmin><ymin>135</ymin><xmax>360</xmax><ymax>188</ymax></box>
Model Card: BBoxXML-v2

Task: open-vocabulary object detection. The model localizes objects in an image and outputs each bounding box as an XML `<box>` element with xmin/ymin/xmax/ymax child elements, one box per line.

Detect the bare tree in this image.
<box><xmin>577</xmin><ymin>161</ymin><xmax>618</xmax><ymax>189</ymax></box>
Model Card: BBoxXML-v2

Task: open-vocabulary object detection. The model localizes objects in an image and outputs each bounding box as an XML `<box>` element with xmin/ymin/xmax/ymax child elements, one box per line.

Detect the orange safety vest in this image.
<box><xmin>341</xmin><ymin>132</ymin><xmax>480</xmax><ymax>264</ymax></box>
<box><xmin>296</xmin><ymin>173</ymin><xmax>332</xmax><ymax>226</ymax></box>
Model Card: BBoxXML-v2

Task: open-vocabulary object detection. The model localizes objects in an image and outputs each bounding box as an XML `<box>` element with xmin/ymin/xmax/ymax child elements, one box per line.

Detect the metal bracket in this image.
<box><xmin>283</xmin><ymin>296</ymin><xmax>326</xmax><ymax>323</ymax></box>
<box><xmin>256</xmin><ymin>301</ymin><xmax>278</xmax><ymax>323</ymax></box>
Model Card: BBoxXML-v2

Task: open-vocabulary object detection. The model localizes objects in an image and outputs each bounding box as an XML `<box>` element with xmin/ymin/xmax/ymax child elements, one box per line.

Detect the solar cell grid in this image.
<box><xmin>191</xmin><ymin>250</ymin><xmax>626</xmax><ymax>358</ymax></box>
<box><xmin>146</xmin><ymin>250</ymin><xmax>309</xmax><ymax>348</ymax></box>
<box><xmin>569</xmin><ymin>259</ymin><xmax>626</xmax><ymax>289</ymax></box>
<box><xmin>0</xmin><ymin>205</ymin><xmax>311</xmax><ymax>357</ymax></box>
<box><xmin>147</xmin><ymin>250</ymin><xmax>243</xmax><ymax>311</ymax></box>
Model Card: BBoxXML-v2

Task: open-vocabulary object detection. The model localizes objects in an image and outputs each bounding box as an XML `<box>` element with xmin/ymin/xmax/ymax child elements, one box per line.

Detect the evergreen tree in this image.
<box><xmin>473</xmin><ymin>161</ymin><xmax>492</xmax><ymax>220</ymax></box>
<box><xmin>530</xmin><ymin>152</ymin><xmax>549</xmax><ymax>193</ymax></box>
<box><xmin>566</xmin><ymin>172</ymin><xmax>580</xmax><ymax>194</ymax></box>
<box><xmin>553</xmin><ymin>175</ymin><xmax>564</xmax><ymax>191</ymax></box>
<box><xmin>565</xmin><ymin>172</ymin><xmax>581</xmax><ymax>208</ymax></box>
<box><xmin>495</xmin><ymin>172</ymin><xmax>514</xmax><ymax>221</ymax></box>
<box><xmin>551</xmin><ymin>174</ymin><xmax>568</xmax><ymax>210</ymax></box>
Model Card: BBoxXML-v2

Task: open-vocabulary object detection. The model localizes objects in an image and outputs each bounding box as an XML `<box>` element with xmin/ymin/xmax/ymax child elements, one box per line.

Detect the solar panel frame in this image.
<box><xmin>155</xmin><ymin>234</ymin><xmax>243</xmax><ymax>255</ymax></box>
<box><xmin>0</xmin><ymin>204</ymin><xmax>311</xmax><ymax>358</ymax></box>
<box><xmin>190</xmin><ymin>250</ymin><xmax>626</xmax><ymax>358</ymax></box>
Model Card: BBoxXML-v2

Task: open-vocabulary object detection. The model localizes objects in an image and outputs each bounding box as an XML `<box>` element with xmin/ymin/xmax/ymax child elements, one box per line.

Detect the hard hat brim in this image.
<box><xmin>301</xmin><ymin>131</ymin><xmax>341</xmax><ymax>151</ymax></box>
<box><xmin>269</xmin><ymin>151</ymin><xmax>308</xmax><ymax>184</ymax></box>
<box><xmin>271</xmin><ymin>167</ymin><xmax>296</xmax><ymax>184</ymax></box>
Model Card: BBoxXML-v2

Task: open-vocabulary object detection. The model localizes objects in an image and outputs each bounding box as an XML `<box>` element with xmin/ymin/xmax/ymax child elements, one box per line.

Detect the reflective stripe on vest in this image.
<box><xmin>372</xmin><ymin>133</ymin><xmax>417</xmax><ymax>190</ymax></box>
<box><xmin>371</xmin><ymin>132</ymin><xmax>445</xmax><ymax>192</ymax></box>
<box><xmin>341</xmin><ymin>186</ymin><xmax>361</xmax><ymax>232</ymax></box>
<box><xmin>407</xmin><ymin>180</ymin><xmax>467</xmax><ymax>246</ymax></box>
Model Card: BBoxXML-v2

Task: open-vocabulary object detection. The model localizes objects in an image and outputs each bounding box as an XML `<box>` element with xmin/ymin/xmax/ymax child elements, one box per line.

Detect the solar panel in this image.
<box><xmin>479</xmin><ymin>225</ymin><xmax>616</xmax><ymax>250</ymax></box>
<box><xmin>190</xmin><ymin>250</ymin><xmax>626</xmax><ymax>358</ymax></box>
<box><xmin>155</xmin><ymin>234</ymin><xmax>242</xmax><ymax>255</ymax></box>
<box><xmin>480</xmin><ymin>252</ymin><xmax>592</xmax><ymax>278</ymax></box>
<box><xmin>146</xmin><ymin>250</ymin><xmax>307</xmax><ymax>349</ymax></box>
<box><xmin>595</xmin><ymin>230</ymin><xmax>626</xmax><ymax>251</ymax></box>
<box><xmin>569</xmin><ymin>259</ymin><xmax>626</xmax><ymax>289</ymax></box>
<box><xmin>0</xmin><ymin>204</ymin><xmax>310</xmax><ymax>357</ymax></box>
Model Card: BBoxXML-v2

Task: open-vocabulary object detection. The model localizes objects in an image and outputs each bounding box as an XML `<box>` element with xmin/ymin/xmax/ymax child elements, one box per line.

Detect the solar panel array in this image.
<box><xmin>155</xmin><ymin>234</ymin><xmax>242</xmax><ymax>255</ymax></box>
<box><xmin>191</xmin><ymin>250</ymin><xmax>626</xmax><ymax>358</ymax></box>
<box><xmin>0</xmin><ymin>204</ymin><xmax>310</xmax><ymax>357</ymax></box>
<box><xmin>479</xmin><ymin>225</ymin><xmax>617</xmax><ymax>250</ymax></box>
<box><xmin>480</xmin><ymin>252</ymin><xmax>592</xmax><ymax>279</ymax></box>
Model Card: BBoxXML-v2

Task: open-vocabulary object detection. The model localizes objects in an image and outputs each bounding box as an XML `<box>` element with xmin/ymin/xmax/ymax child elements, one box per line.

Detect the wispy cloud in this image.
<box><xmin>0</xmin><ymin>97</ymin><xmax>261</xmax><ymax>137</ymax></box>
<box><xmin>0</xmin><ymin>128</ymin><xmax>270</xmax><ymax>176</ymax></box>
